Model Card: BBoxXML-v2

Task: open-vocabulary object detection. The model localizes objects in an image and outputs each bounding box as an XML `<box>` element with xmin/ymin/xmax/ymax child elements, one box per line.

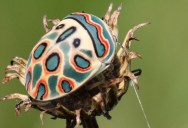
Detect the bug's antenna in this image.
<box><xmin>131</xmin><ymin>81</ymin><xmax>151</xmax><ymax>128</ymax></box>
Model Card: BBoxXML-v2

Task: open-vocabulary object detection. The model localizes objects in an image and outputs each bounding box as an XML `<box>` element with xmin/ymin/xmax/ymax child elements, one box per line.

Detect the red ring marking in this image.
<box><xmin>57</xmin><ymin>77</ymin><xmax>75</xmax><ymax>93</ymax></box>
<box><xmin>32</xmin><ymin>40</ymin><xmax>51</xmax><ymax>64</ymax></box>
<box><xmin>26</xmin><ymin>67</ymin><xmax>32</xmax><ymax>93</ymax></box>
<box><xmin>70</xmin><ymin>54</ymin><xmax>92</xmax><ymax>73</ymax></box>
<box><xmin>43</xmin><ymin>48</ymin><xmax>63</xmax><ymax>75</ymax></box>
<box><xmin>32</xmin><ymin>79</ymin><xmax>49</xmax><ymax>100</ymax></box>
<box><xmin>73</xmin><ymin>12</ymin><xmax>110</xmax><ymax>59</ymax></box>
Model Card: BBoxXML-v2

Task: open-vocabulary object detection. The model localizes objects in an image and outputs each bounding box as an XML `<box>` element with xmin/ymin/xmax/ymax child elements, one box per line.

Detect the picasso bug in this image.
<box><xmin>1</xmin><ymin>3</ymin><xmax>149</xmax><ymax>128</ymax></box>
<box><xmin>25</xmin><ymin>11</ymin><xmax>116</xmax><ymax>101</ymax></box>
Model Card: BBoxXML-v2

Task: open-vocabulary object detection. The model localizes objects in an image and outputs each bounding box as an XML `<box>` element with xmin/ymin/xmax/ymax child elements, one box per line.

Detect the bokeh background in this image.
<box><xmin>0</xmin><ymin>0</ymin><xmax>188</xmax><ymax>128</ymax></box>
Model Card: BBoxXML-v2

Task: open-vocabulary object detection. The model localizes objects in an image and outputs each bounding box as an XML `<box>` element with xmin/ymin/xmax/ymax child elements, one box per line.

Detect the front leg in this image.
<box><xmin>2</xmin><ymin>56</ymin><xmax>27</xmax><ymax>85</ymax></box>
<box><xmin>92</xmin><ymin>92</ymin><xmax>111</xmax><ymax>120</ymax></box>
<box><xmin>43</xmin><ymin>15</ymin><xmax>61</xmax><ymax>33</ymax></box>
<box><xmin>0</xmin><ymin>93</ymin><xmax>31</xmax><ymax>115</ymax></box>
<box><xmin>75</xmin><ymin>109</ymin><xmax>81</xmax><ymax>127</ymax></box>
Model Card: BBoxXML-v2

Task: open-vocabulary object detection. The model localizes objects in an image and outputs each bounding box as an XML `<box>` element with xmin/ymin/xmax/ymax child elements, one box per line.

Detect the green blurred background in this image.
<box><xmin>0</xmin><ymin>0</ymin><xmax>188</xmax><ymax>128</ymax></box>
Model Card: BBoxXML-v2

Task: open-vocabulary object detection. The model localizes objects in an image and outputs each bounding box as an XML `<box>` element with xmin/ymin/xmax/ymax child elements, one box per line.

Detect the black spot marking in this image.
<box><xmin>36</xmin><ymin>83</ymin><xmax>45</xmax><ymax>100</ymax></box>
<box><xmin>56</xmin><ymin>24</ymin><xmax>65</xmax><ymax>30</ymax></box>
<box><xmin>56</xmin><ymin>26</ymin><xmax>76</xmax><ymax>43</ymax></box>
<box><xmin>45</xmin><ymin>53</ymin><xmax>60</xmax><ymax>72</ymax></box>
<box><xmin>73</xmin><ymin>38</ymin><xmax>80</xmax><ymax>48</ymax></box>
<box><xmin>74</xmin><ymin>55</ymin><xmax>90</xmax><ymax>69</ymax></box>
<box><xmin>25</xmin><ymin>71</ymin><xmax>31</xmax><ymax>90</ymax></box>
<box><xmin>65</xmin><ymin>17</ymin><xmax>105</xmax><ymax>57</ymax></box>
<box><xmin>34</xmin><ymin>43</ymin><xmax>47</xmax><ymax>59</ymax></box>
<box><xmin>61</xmin><ymin>80</ymin><xmax>72</xmax><ymax>93</ymax></box>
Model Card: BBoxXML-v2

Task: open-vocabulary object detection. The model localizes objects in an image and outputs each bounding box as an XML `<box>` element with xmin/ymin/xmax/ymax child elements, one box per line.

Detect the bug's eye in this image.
<box><xmin>56</xmin><ymin>24</ymin><xmax>65</xmax><ymax>30</ymax></box>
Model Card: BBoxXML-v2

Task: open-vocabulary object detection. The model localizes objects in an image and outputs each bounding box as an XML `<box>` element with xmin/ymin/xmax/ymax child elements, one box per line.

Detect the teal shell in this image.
<box><xmin>25</xmin><ymin>12</ymin><xmax>116</xmax><ymax>101</ymax></box>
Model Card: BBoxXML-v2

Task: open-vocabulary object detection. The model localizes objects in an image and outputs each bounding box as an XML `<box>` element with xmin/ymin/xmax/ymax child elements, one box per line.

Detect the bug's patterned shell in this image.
<box><xmin>25</xmin><ymin>12</ymin><xmax>116</xmax><ymax>101</ymax></box>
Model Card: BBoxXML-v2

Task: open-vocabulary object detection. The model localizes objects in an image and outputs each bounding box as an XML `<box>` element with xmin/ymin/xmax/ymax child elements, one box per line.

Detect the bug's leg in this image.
<box><xmin>92</xmin><ymin>92</ymin><xmax>111</xmax><ymax>120</ymax></box>
<box><xmin>2</xmin><ymin>56</ymin><xmax>27</xmax><ymax>85</ymax></box>
<box><xmin>2</xmin><ymin>73</ymin><xmax>24</xmax><ymax>85</ymax></box>
<box><xmin>43</xmin><ymin>15</ymin><xmax>61</xmax><ymax>33</ymax></box>
<box><xmin>15</xmin><ymin>98</ymin><xmax>31</xmax><ymax>115</ymax></box>
<box><xmin>57</xmin><ymin>104</ymin><xmax>75</xmax><ymax>116</ymax></box>
<box><xmin>125</xmin><ymin>69</ymin><xmax>143</xmax><ymax>90</ymax></box>
<box><xmin>37</xmin><ymin>104</ymin><xmax>76</xmax><ymax>126</ymax></box>
<box><xmin>0</xmin><ymin>93</ymin><xmax>28</xmax><ymax>101</ymax></box>
<box><xmin>103</xmin><ymin>3</ymin><xmax>113</xmax><ymax>23</ymax></box>
<box><xmin>40</xmin><ymin>110</ymin><xmax>48</xmax><ymax>125</ymax></box>
<box><xmin>108</xmin><ymin>3</ymin><xmax>122</xmax><ymax>38</ymax></box>
<box><xmin>0</xmin><ymin>93</ymin><xmax>31</xmax><ymax>115</ymax></box>
<box><xmin>106</xmin><ymin>77</ymin><xmax>124</xmax><ymax>88</ymax></box>
<box><xmin>103</xmin><ymin>3</ymin><xmax>122</xmax><ymax>40</ymax></box>
<box><xmin>48</xmin><ymin>18</ymin><xmax>61</xmax><ymax>25</ymax></box>
<box><xmin>116</xmin><ymin>23</ymin><xmax>149</xmax><ymax>89</ymax></box>
<box><xmin>10</xmin><ymin>56</ymin><xmax>27</xmax><ymax>66</ymax></box>
<box><xmin>43</xmin><ymin>15</ymin><xmax>50</xmax><ymax>32</ymax></box>
<box><xmin>88</xmin><ymin>74</ymin><xmax>112</xmax><ymax>119</ymax></box>
<box><xmin>75</xmin><ymin>109</ymin><xmax>81</xmax><ymax>127</ymax></box>
<box><xmin>117</xmin><ymin>22</ymin><xmax>149</xmax><ymax>57</ymax></box>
